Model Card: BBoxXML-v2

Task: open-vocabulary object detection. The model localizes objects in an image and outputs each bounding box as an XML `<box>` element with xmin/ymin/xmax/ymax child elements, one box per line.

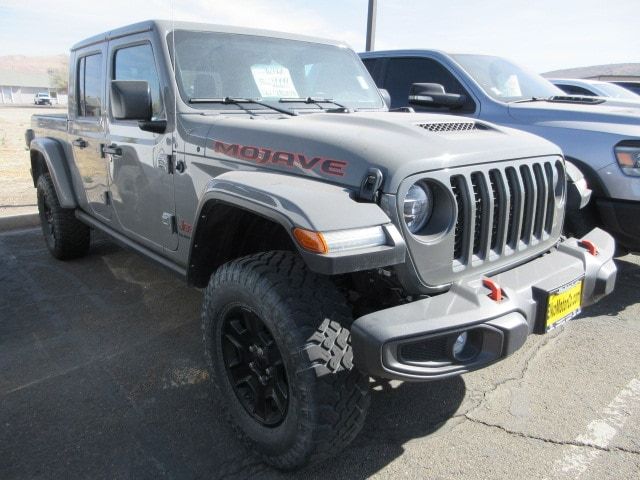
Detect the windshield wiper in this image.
<box><xmin>188</xmin><ymin>96</ymin><xmax>298</xmax><ymax>116</ymax></box>
<box><xmin>510</xmin><ymin>96</ymin><xmax>551</xmax><ymax>104</ymax></box>
<box><xmin>279</xmin><ymin>97</ymin><xmax>352</xmax><ymax>113</ymax></box>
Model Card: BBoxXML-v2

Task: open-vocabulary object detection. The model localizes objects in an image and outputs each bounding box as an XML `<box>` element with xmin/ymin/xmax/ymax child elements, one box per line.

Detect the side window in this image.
<box><xmin>384</xmin><ymin>57</ymin><xmax>475</xmax><ymax>112</ymax></box>
<box><xmin>76</xmin><ymin>53</ymin><xmax>103</xmax><ymax>118</ymax></box>
<box><xmin>362</xmin><ymin>58</ymin><xmax>383</xmax><ymax>86</ymax></box>
<box><xmin>114</xmin><ymin>43</ymin><xmax>164</xmax><ymax>119</ymax></box>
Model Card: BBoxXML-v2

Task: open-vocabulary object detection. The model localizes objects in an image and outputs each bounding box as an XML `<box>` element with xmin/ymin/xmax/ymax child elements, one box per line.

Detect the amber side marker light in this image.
<box><xmin>293</xmin><ymin>228</ymin><xmax>329</xmax><ymax>254</ymax></box>
<box><xmin>293</xmin><ymin>226</ymin><xmax>387</xmax><ymax>254</ymax></box>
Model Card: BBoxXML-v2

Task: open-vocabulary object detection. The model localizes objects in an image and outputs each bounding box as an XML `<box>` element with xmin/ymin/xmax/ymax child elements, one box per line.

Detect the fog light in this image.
<box><xmin>452</xmin><ymin>332</ymin><xmax>468</xmax><ymax>360</ymax></box>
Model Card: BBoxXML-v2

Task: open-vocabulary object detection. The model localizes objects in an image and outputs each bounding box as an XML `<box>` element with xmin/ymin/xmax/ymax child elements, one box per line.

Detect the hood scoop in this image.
<box><xmin>415</xmin><ymin>120</ymin><xmax>484</xmax><ymax>133</ymax></box>
<box><xmin>548</xmin><ymin>95</ymin><xmax>606</xmax><ymax>105</ymax></box>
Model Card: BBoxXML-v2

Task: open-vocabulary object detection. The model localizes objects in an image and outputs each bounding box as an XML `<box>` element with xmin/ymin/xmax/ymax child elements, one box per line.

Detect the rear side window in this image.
<box><xmin>77</xmin><ymin>53</ymin><xmax>103</xmax><ymax>118</ymax></box>
<box><xmin>383</xmin><ymin>57</ymin><xmax>475</xmax><ymax>112</ymax></box>
<box><xmin>113</xmin><ymin>44</ymin><xmax>164</xmax><ymax>119</ymax></box>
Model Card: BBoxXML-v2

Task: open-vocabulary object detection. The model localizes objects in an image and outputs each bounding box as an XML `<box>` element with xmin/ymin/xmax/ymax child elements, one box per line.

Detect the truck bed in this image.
<box><xmin>31</xmin><ymin>113</ymin><xmax>69</xmax><ymax>143</ymax></box>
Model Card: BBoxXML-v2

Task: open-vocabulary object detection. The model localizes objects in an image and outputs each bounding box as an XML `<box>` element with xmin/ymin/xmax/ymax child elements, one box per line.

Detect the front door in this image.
<box><xmin>106</xmin><ymin>36</ymin><xmax>177</xmax><ymax>251</ymax></box>
<box><xmin>70</xmin><ymin>46</ymin><xmax>111</xmax><ymax>221</ymax></box>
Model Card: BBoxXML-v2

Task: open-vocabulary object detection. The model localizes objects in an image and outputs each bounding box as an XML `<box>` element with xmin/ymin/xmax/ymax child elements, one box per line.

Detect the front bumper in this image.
<box><xmin>351</xmin><ymin>228</ymin><xmax>617</xmax><ymax>381</ymax></box>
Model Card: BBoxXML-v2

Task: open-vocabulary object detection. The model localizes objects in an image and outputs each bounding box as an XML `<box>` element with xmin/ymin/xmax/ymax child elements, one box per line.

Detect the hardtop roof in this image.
<box><xmin>71</xmin><ymin>19</ymin><xmax>347</xmax><ymax>51</ymax></box>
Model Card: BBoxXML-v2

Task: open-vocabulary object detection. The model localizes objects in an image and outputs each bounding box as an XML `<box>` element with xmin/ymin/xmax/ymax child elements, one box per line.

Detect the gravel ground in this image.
<box><xmin>0</xmin><ymin>105</ymin><xmax>66</xmax><ymax>216</ymax></box>
<box><xmin>1</xmin><ymin>228</ymin><xmax>639</xmax><ymax>479</ymax></box>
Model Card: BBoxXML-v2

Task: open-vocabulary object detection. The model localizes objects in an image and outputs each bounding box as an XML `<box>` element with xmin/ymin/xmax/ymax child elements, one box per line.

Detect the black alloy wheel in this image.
<box><xmin>42</xmin><ymin>195</ymin><xmax>55</xmax><ymax>245</ymax></box>
<box><xmin>221</xmin><ymin>305</ymin><xmax>289</xmax><ymax>426</ymax></box>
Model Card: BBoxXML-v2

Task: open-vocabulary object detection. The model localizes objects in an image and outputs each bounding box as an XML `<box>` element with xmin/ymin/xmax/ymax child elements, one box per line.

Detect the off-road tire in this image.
<box><xmin>36</xmin><ymin>173</ymin><xmax>90</xmax><ymax>260</ymax></box>
<box><xmin>202</xmin><ymin>251</ymin><xmax>370</xmax><ymax>470</ymax></box>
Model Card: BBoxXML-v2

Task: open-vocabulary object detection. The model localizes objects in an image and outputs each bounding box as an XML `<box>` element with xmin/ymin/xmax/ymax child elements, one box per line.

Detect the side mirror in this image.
<box><xmin>111</xmin><ymin>80</ymin><xmax>152</xmax><ymax>120</ymax></box>
<box><xmin>110</xmin><ymin>80</ymin><xmax>166</xmax><ymax>133</ymax></box>
<box><xmin>379</xmin><ymin>88</ymin><xmax>391</xmax><ymax>109</ymax></box>
<box><xmin>408</xmin><ymin>83</ymin><xmax>466</xmax><ymax>109</ymax></box>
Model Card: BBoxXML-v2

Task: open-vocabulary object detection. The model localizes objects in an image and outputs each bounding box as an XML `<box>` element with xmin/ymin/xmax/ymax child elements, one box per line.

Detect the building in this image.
<box><xmin>0</xmin><ymin>70</ymin><xmax>68</xmax><ymax>104</ymax></box>
<box><xmin>542</xmin><ymin>63</ymin><xmax>640</xmax><ymax>82</ymax></box>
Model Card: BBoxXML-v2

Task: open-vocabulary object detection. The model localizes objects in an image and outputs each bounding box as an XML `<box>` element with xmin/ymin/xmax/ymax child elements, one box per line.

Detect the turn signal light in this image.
<box><xmin>293</xmin><ymin>226</ymin><xmax>387</xmax><ymax>254</ymax></box>
<box><xmin>293</xmin><ymin>228</ymin><xmax>329</xmax><ymax>254</ymax></box>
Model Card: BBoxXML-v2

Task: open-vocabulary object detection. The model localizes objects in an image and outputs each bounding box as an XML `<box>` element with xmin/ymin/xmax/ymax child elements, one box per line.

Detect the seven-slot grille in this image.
<box><xmin>450</xmin><ymin>160</ymin><xmax>562</xmax><ymax>266</ymax></box>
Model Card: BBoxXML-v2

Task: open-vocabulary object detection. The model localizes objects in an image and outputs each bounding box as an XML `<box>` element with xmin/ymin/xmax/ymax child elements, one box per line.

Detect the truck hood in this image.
<box><xmin>184</xmin><ymin>111</ymin><xmax>559</xmax><ymax>193</ymax></box>
<box><xmin>508</xmin><ymin>100</ymin><xmax>640</xmax><ymax>126</ymax></box>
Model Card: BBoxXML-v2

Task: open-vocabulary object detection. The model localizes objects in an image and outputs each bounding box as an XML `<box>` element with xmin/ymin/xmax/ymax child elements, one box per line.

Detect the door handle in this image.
<box><xmin>102</xmin><ymin>144</ymin><xmax>122</xmax><ymax>156</ymax></box>
<box><xmin>72</xmin><ymin>138</ymin><xmax>87</xmax><ymax>148</ymax></box>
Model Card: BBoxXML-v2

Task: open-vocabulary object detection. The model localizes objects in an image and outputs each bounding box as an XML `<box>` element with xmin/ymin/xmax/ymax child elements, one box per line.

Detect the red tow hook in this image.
<box><xmin>483</xmin><ymin>278</ymin><xmax>504</xmax><ymax>302</ymax></box>
<box><xmin>578</xmin><ymin>239</ymin><xmax>599</xmax><ymax>256</ymax></box>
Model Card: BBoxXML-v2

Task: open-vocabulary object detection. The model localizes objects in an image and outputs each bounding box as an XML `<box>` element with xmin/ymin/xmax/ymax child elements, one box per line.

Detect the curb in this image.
<box><xmin>0</xmin><ymin>213</ymin><xmax>40</xmax><ymax>233</ymax></box>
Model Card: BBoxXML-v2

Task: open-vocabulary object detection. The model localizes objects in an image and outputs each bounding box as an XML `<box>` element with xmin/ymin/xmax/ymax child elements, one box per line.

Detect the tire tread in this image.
<box><xmin>202</xmin><ymin>251</ymin><xmax>370</xmax><ymax>470</ymax></box>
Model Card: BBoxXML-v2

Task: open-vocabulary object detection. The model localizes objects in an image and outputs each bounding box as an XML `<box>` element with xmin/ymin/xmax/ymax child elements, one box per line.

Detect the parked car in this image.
<box><xmin>361</xmin><ymin>50</ymin><xmax>640</xmax><ymax>250</ymax></box>
<box><xmin>550</xmin><ymin>78</ymin><xmax>640</xmax><ymax>107</ymax></box>
<box><xmin>25</xmin><ymin>22</ymin><xmax>616</xmax><ymax>469</ymax></box>
<box><xmin>613</xmin><ymin>81</ymin><xmax>640</xmax><ymax>96</ymax></box>
<box><xmin>34</xmin><ymin>92</ymin><xmax>52</xmax><ymax>105</ymax></box>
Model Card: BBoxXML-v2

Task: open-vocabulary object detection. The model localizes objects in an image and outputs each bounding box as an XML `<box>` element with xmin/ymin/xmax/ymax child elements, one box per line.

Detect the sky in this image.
<box><xmin>0</xmin><ymin>0</ymin><xmax>638</xmax><ymax>73</ymax></box>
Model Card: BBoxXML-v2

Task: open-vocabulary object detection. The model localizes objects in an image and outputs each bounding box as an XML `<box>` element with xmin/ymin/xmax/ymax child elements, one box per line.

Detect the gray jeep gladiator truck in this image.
<box><xmin>26</xmin><ymin>21</ymin><xmax>616</xmax><ymax>469</ymax></box>
<box><xmin>360</xmin><ymin>50</ymin><xmax>640</xmax><ymax>251</ymax></box>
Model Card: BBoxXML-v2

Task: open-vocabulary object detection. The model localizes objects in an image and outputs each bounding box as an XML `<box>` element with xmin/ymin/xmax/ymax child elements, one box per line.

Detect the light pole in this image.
<box><xmin>365</xmin><ymin>0</ymin><xmax>377</xmax><ymax>52</ymax></box>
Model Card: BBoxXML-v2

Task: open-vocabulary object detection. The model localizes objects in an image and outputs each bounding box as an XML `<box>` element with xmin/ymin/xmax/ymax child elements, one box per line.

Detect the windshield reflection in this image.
<box><xmin>452</xmin><ymin>54</ymin><xmax>564</xmax><ymax>102</ymax></box>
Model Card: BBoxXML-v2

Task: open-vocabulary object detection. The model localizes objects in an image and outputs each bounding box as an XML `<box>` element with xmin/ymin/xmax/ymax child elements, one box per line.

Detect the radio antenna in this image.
<box><xmin>171</xmin><ymin>0</ymin><xmax>177</xmax><ymax>150</ymax></box>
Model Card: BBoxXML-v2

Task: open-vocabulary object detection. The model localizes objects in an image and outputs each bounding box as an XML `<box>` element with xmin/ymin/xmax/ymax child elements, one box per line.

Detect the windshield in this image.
<box><xmin>452</xmin><ymin>54</ymin><xmax>564</xmax><ymax>102</ymax></box>
<box><xmin>169</xmin><ymin>30</ymin><xmax>384</xmax><ymax>111</ymax></box>
<box><xmin>595</xmin><ymin>82</ymin><xmax>640</xmax><ymax>100</ymax></box>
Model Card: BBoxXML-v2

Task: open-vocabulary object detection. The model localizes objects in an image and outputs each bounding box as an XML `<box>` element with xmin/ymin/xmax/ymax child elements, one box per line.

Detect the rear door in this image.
<box><xmin>106</xmin><ymin>34</ymin><xmax>178</xmax><ymax>251</ymax></box>
<box><xmin>70</xmin><ymin>45</ymin><xmax>111</xmax><ymax>220</ymax></box>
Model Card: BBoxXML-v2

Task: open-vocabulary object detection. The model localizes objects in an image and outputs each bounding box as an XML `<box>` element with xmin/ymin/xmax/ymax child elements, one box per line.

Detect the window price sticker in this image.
<box><xmin>251</xmin><ymin>64</ymin><xmax>299</xmax><ymax>98</ymax></box>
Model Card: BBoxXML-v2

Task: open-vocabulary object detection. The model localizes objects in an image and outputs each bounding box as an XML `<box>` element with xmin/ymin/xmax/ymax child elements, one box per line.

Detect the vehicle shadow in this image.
<box><xmin>308</xmin><ymin>376</ymin><xmax>466</xmax><ymax>480</ymax></box>
<box><xmin>217</xmin><ymin>376</ymin><xmax>467</xmax><ymax>480</ymax></box>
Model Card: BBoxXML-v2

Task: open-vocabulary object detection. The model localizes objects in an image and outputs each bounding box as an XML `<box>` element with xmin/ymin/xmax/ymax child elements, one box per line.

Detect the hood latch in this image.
<box><xmin>359</xmin><ymin>168</ymin><xmax>384</xmax><ymax>202</ymax></box>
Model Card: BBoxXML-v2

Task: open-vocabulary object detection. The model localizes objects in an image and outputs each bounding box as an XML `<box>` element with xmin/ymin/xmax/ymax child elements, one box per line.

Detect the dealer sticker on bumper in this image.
<box><xmin>545</xmin><ymin>279</ymin><xmax>583</xmax><ymax>331</ymax></box>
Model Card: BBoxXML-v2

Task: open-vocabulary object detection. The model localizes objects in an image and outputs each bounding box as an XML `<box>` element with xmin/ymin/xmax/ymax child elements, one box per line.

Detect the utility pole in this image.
<box><xmin>365</xmin><ymin>0</ymin><xmax>377</xmax><ymax>52</ymax></box>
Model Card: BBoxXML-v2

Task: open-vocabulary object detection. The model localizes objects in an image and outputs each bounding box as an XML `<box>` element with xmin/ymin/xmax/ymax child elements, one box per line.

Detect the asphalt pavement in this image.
<box><xmin>1</xmin><ymin>227</ymin><xmax>639</xmax><ymax>479</ymax></box>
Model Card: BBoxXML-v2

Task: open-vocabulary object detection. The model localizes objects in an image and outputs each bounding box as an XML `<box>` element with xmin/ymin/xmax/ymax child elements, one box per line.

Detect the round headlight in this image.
<box><xmin>404</xmin><ymin>183</ymin><xmax>433</xmax><ymax>233</ymax></box>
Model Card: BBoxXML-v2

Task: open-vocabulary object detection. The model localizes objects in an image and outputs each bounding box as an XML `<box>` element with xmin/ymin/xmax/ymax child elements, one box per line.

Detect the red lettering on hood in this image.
<box><xmin>212</xmin><ymin>140</ymin><xmax>347</xmax><ymax>177</ymax></box>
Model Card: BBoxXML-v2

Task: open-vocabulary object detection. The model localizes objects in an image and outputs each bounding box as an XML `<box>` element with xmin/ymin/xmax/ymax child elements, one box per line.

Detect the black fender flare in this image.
<box><xmin>564</xmin><ymin>159</ymin><xmax>593</xmax><ymax>211</ymax></box>
<box><xmin>187</xmin><ymin>171</ymin><xmax>405</xmax><ymax>279</ymax></box>
<box><xmin>30</xmin><ymin>137</ymin><xmax>77</xmax><ymax>209</ymax></box>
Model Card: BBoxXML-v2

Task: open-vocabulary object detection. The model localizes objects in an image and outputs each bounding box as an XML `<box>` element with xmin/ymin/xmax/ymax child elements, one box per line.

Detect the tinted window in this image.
<box><xmin>362</xmin><ymin>58</ymin><xmax>384</xmax><ymax>85</ymax></box>
<box><xmin>595</xmin><ymin>82</ymin><xmax>640</xmax><ymax>99</ymax></box>
<box><xmin>383</xmin><ymin>57</ymin><xmax>475</xmax><ymax>112</ymax></box>
<box><xmin>77</xmin><ymin>53</ymin><xmax>103</xmax><ymax>118</ymax></box>
<box><xmin>614</xmin><ymin>82</ymin><xmax>640</xmax><ymax>95</ymax></box>
<box><xmin>114</xmin><ymin>44</ymin><xmax>164</xmax><ymax>118</ymax></box>
<box><xmin>451</xmin><ymin>54</ymin><xmax>563</xmax><ymax>102</ymax></box>
<box><xmin>558</xmin><ymin>84</ymin><xmax>595</xmax><ymax>96</ymax></box>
